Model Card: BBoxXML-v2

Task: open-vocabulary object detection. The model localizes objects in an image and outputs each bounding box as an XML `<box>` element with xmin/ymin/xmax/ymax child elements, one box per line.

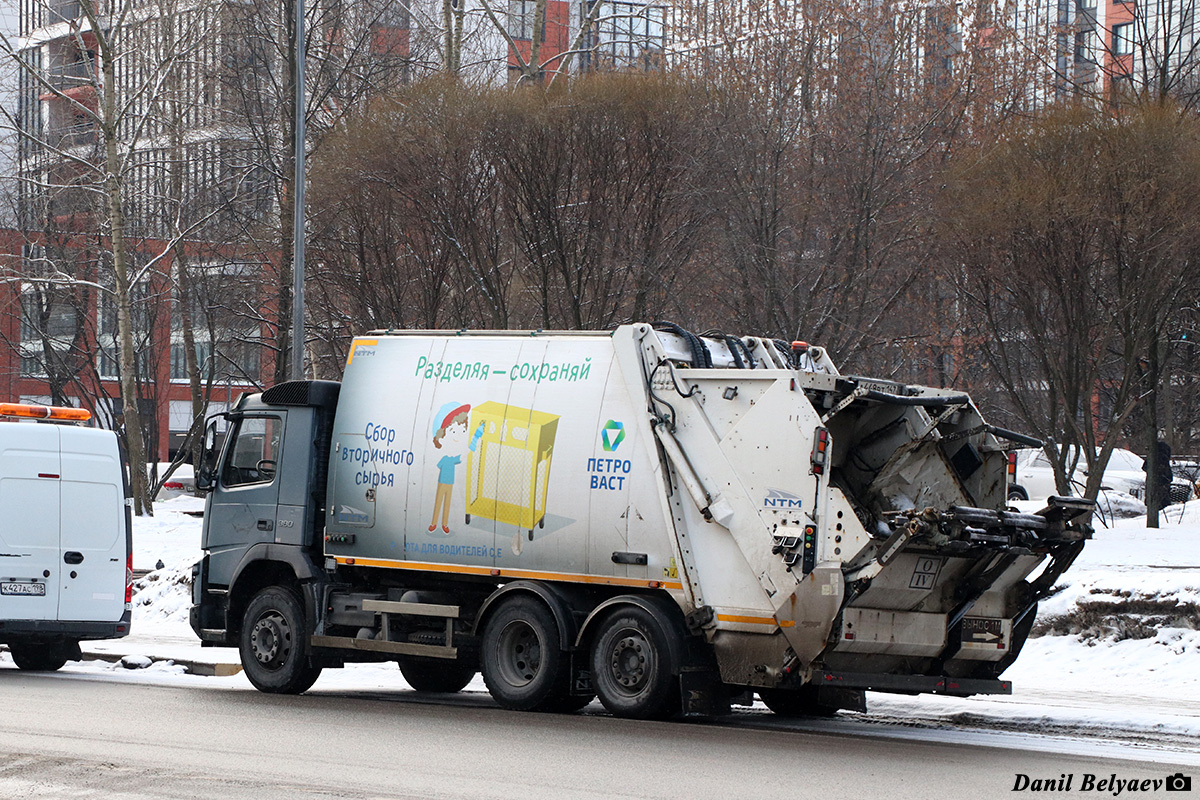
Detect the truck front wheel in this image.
<box><xmin>480</xmin><ymin>596</ymin><xmax>567</xmax><ymax>711</ymax></box>
<box><xmin>240</xmin><ymin>587</ymin><xmax>322</xmax><ymax>694</ymax></box>
<box><xmin>590</xmin><ymin>606</ymin><xmax>679</xmax><ymax>720</ymax></box>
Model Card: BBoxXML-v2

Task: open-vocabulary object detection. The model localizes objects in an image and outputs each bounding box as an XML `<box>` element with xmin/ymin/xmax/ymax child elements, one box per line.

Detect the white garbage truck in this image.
<box><xmin>0</xmin><ymin>402</ymin><xmax>132</xmax><ymax>670</ymax></box>
<box><xmin>190</xmin><ymin>324</ymin><xmax>1092</xmax><ymax>717</ymax></box>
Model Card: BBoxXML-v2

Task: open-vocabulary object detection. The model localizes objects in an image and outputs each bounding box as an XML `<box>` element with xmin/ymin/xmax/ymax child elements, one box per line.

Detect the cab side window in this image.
<box><xmin>221</xmin><ymin>415</ymin><xmax>282</xmax><ymax>487</ymax></box>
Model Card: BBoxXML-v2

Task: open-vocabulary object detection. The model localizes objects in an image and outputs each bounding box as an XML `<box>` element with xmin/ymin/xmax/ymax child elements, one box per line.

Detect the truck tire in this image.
<box><xmin>399</xmin><ymin>657</ymin><xmax>476</xmax><ymax>693</ymax></box>
<box><xmin>590</xmin><ymin>606</ymin><xmax>679</xmax><ymax>720</ymax></box>
<box><xmin>240</xmin><ymin>586</ymin><xmax>322</xmax><ymax>694</ymax></box>
<box><xmin>480</xmin><ymin>596</ymin><xmax>567</xmax><ymax>711</ymax></box>
<box><xmin>8</xmin><ymin>642</ymin><xmax>71</xmax><ymax>672</ymax></box>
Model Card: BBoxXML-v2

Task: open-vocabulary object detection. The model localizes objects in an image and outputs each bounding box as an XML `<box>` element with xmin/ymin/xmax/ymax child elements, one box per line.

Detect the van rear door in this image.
<box><xmin>0</xmin><ymin>423</ymin><xmax>62</xmax><ymax>620</ymax></box>
<box><xmin>57</xmin><ymin>427</ymin><xmax>128</xmax><ymax>624</ymax></box>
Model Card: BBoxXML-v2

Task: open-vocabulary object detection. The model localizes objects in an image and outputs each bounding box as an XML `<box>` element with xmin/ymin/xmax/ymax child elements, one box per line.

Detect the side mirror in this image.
<box><xmin>195</xmin><ymin>417</ymin><xmax>222</xmax><ymax>492</ymax></box>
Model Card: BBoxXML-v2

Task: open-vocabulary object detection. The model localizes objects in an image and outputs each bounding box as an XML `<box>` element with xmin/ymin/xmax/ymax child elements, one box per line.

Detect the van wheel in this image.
<box><xmin>240</xmin><ymin>586</ymin><xmax>322</xmax><ymax>694</ymax></box>
<box><xmin>590</xmin><ymin>606</ymin><xmax>679</xmax><ymax>719</ymax></box>
<box><xmin>1007</xmin><ymin>485</ymin><xmax>1029</xmax><ymax>502</ymax></box>
<box><xmin>9</xmin><ymin>642</ymin><xmax>70</xmax><ymax>672</ymax></box>
<box><xmin>399</xmin><ymin>657</ymin><xmax>476</xmax><ymax>693</ymax></box>
<box><xmin>481</xmin><ymin>596</ymin><xmax>567</xmax><ymax>711</ymax></box>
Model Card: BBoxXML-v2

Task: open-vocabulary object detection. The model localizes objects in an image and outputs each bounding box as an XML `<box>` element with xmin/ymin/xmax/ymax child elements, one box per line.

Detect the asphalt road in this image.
<box><xmin>0</xmin><ymin>670</ymin><xmax>1194</xmax><ymax>800</ymax></box>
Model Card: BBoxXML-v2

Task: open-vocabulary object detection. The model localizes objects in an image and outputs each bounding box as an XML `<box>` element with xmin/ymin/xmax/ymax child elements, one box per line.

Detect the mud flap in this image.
<box><xmin>680</xmin><ymin>668</ymin><xmax>731</xmax><ymax>717</ymax></box>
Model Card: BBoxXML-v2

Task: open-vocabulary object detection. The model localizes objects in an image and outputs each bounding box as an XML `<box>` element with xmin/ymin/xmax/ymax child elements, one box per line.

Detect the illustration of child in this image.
<box><xmin>429</xmin><ymin>402</ymin><xmax>482</xmax><ymax>534</ymax></box>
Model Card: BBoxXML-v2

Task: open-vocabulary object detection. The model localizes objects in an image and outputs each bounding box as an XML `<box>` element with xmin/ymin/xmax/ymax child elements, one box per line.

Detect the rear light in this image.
<box><xmin>1007</xmin><ymin>452</ymin><xmax>1017</xmax><ymax>479</ymax></box>
<box><xmin>163</xmin><ymin>481</ymin><xmax>184</xmax><ymax>490</ymax></box>
<box><xmin>125</xmin><ymin>551</ymin><xmax>134</xmax><ymax>605</ymax></box>
<box><xmin>810</xmin><ymin>427</ymin><xmax>829</xmax><ymax>475</ymax></box>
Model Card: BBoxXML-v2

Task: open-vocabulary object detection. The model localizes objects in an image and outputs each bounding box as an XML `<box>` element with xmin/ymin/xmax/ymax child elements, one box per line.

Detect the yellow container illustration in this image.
<box><xmin>465</xmin><ymin>401</ymin><xmax>559</xmax><ymax>533</ymax></box>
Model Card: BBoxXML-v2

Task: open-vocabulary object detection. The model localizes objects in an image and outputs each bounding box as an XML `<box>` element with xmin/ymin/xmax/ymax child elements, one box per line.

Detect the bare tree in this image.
<box><xmin>1104</xmin><ymin>0</ymin><xmax>1200</xmax><ymax>107</ymax></box>
<box><xmin>219</xmin><ymin>0</ymin><xmax>413</xmax><ymax>383</ymax></box>
<box><xmin>0</xmin><ymin>0</ymin><xmax>239</xmax><ymax>513</ymax></box>
<box><xmin>667</xmin><ymin>0</ymin><xmax>974</xmax><ymax>376</ymax></box>
<box><xmin>943</xmin><ymin>104</ymin><xmax>1200</xmax><ymax>520</ymax></box>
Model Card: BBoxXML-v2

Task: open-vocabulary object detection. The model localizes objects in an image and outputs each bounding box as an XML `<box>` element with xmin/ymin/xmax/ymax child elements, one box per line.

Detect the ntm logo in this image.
<box><xmin>763</xmin><ymin>489</ymin><xmax>803</xmax><ymax>509</ymax></box>
<box><xmin>601</xmin><ymin>420</ymin><xmax>626</xmax><ymax>452</ymax></box>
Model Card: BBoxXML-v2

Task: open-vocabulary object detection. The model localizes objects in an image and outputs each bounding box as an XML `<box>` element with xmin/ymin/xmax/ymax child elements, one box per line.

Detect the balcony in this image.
<box><xmin>49</xmin><ymin>122</ymin><xmax>97</xmax><ymax>149</ymax></box>
<box><xmin>46</xmin><ymin>60</ymin><xmax>95</xmax><ymax>91</ymax></box>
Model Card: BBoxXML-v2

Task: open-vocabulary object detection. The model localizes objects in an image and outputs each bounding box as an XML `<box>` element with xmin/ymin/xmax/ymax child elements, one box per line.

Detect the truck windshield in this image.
<box><xmin>221</xmin><ymin>415</ymin><xmax>282</xmax><ymax>487</ymax></box>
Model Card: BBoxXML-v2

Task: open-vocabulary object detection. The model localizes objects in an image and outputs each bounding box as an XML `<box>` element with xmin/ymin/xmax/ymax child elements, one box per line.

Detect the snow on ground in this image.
<box><xmin>27</xmin><ymin>493</ymin><xmax>1200</xmax><ymax>760</ymax></box>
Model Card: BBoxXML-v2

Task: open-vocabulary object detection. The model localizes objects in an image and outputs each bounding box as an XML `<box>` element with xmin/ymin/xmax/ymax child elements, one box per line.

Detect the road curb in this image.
<box><xmin>81</xmin><ymin>649</ymin><xmax>244</xmax><ymax>677</ymax></box>
<box><xmin>1</xmin><ymin>644</ymin><xmax>242</xmax><ymax>677</ymax></box>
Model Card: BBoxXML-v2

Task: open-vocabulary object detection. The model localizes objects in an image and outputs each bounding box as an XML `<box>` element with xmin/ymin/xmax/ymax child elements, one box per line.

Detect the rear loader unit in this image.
<box><xmin>190</xmin><ymin>324</ymin><xmax>1092</xmax><ymax>717</ymax></box>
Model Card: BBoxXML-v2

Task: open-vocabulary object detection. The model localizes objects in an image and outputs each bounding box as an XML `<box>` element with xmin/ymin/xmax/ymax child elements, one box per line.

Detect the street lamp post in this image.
<box><xmin>291</xmin><ymin>0</ymin><xmax>306</xmax><ymax>382</ymax></box>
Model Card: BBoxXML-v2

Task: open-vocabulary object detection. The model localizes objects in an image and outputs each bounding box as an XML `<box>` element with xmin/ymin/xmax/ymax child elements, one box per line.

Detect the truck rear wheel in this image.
<box><xmin>399</xmin><ymin>657</ymin><xmax>476</xmax><ymax>693</ymax></box>
<box><xmin>240</xmin><ymin>587</ymin><xmax>322</xmax><ymax>694</ymax></box>
<box><xmin>590</xmin><ymin>606</ymin><xmax>679</xmax><ymax>720</ymax></box>
<box><xmin>480</xmin><ymin>596</ymin><xmax>567</xmax><ymax>711</ymax></box>
<box><xmin>8</xmin><ymin>641</ymin><xmax>72</xmax><ymax>672</ymax></box>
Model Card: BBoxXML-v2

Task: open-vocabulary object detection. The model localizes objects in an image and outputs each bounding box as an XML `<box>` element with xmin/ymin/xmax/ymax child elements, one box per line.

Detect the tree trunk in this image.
<box><xmin>101</xmin><ymin>51</ymin><xmax>152</xmax><ymax>516</ymax></box>
<box><xmin>1145</xmin><ymin>340</ymin><xmax>1162</xmax><ymax>528</ymax></box>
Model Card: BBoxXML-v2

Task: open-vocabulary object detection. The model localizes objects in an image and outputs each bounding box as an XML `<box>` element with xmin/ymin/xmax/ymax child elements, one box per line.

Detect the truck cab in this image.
<box><xmin>190</xmin><ymin>382</ymin><xmax>340</xmax><ymax>657</ymax></box>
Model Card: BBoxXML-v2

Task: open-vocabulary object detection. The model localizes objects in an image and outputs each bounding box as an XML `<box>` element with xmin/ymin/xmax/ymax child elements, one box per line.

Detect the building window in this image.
<box><xmin>97</xmin><ymin>275</ymin><xmax>153</xmax><ymax>380</ymax></box>
<box><xmin>509</xmin><ymin>0</ymin><xmax>536</xmax><ymax>40</ymax></box>
<box><xmin>1076</xmin><ymin>28</ymin><xmax>1098</xmax><ymax>61</ymax></box>
<box><xmin>169</xmin><ymin>262</ymin><xmax>262</xmax><ymax>383</ymax></box>
<box><xmin>597</xmin><ymin>1</ymin><xmax>665</xmax><ymax>67</ymax></box>
<box><xmin>19</xmin><ymin>284</ymin><xmax>79</xmax><ymax>377</ymax></box>
<box><xmin>1113</xmin><ymin>23</ymin><xmax>1133</xmax><ymax>55</ymax></box>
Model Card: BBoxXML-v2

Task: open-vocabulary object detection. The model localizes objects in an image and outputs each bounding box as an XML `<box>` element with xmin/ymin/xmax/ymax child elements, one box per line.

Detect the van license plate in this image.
<box><xmin>0</xmin><ymin>582</ymin><xmax>45</xmax><ymax>596</ymax></box>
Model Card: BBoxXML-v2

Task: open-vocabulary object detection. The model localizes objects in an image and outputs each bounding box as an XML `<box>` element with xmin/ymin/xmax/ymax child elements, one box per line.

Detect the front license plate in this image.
<box><xmin>0</xmin><ymin>582</ymin><xmax>46</xmax><ymax>596</ymax></box>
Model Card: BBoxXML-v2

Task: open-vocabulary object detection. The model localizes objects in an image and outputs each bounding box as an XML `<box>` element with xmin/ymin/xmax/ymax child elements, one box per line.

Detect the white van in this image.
<box><xmin>0</xmin><ymin>403</ymin><xmax>131</xmax><ymax>670</ymax></box>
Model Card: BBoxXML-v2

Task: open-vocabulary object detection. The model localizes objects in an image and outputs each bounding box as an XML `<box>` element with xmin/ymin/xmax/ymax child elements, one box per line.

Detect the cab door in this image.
<box><xmin>0</xmin><ymin>424</ymin><xmax>61</xmax><ymax>620</ymax></box>
<box><xmin>202</xmin><ymin>413</ymin><xmax>286</xmax><ymax>582</ymax></box>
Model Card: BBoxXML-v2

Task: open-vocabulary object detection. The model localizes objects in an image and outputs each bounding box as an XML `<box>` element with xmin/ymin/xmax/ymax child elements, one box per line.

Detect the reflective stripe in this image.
<box><xmin>332</xmin><ymin>555</ymin><xmax>683</xmax><ymax>591</ymax></box>
<box><xmin>716</xmin><ymin>613</ymin><xmax>794</xmax><ymax>628</ymax></box>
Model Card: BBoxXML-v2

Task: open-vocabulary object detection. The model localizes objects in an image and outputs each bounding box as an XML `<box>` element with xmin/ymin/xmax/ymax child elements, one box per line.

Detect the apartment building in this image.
<box><xmin>3</xmin><ymin>0</ymin><xmax>276</xmax><ymax>462</ymax></box>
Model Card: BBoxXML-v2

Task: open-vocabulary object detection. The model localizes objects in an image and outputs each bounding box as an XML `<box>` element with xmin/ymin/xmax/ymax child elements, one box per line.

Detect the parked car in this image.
<box><xmin>1008</xmin><ymin>447</ymin><xmax>1194</xmax><ymax>505</ymax></box>
<box><xmin>153</xmin><ymin>463</ymin><xmax>195</xmax><ymax>499</ymax></box>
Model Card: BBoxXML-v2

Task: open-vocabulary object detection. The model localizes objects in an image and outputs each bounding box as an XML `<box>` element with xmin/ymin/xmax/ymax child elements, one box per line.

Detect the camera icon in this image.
<box><xmin>1166</xmin><ymin>773</ymin><xmax>1192</xmax><ymax>792</ymax></box>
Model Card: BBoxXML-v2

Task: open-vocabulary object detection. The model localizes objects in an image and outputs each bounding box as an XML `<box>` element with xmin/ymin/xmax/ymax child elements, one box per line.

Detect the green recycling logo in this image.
<box><xmin>601</xmin><ymin>420</ymin><xmax>626</xmax><ymax>452</ymax></box>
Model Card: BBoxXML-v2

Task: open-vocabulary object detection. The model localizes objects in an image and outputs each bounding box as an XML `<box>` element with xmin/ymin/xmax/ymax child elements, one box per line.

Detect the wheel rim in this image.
<box><xmin>251</xmin><ymin>610</ymin><xmax>292</xmax><ymax>670</ymax></box>
<box><xmin>495</xmin><ymin>619</ymin><xmax>542</xmax><ymax>687</ymax></box>
<box><xmin>606</xmin><ymin>629</ymin><xmax>652</xmax><ymax>694</ymax></box>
